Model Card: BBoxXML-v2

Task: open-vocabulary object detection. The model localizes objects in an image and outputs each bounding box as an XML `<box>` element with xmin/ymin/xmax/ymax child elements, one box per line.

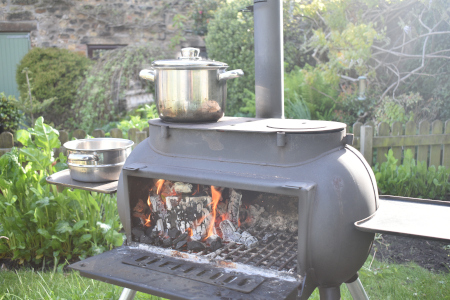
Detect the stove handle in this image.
<box><xmin>218</xmin><ymin>69</ymin><xmax>244</xmax><ymax>81</ymax></box>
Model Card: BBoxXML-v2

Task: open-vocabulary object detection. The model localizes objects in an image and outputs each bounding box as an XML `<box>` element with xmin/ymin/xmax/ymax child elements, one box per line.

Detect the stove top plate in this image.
<box><xmin>149</xmin><ymin>117</ymin><xmax>346</xmax><ymax>133</ymax></box>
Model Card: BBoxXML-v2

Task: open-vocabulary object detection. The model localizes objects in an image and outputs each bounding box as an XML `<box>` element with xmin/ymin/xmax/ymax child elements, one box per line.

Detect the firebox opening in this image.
<box><xmin>127</xmin><ymin>176</ymin><xmax>299</xmax><ymax>273</ymax></box>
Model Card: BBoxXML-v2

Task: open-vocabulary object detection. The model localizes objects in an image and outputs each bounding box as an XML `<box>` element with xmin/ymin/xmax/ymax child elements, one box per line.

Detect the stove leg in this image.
<box><xmin>345</xmin><ymin>273</ymin><xmax>369</xmax><ymax>300</ymax></box>
<box><xmin>118</xmin><ymin>288</ymin><xmax>136</xmax><ymax>300</ymax></box>
<box><xmin>318</xmin><ymin>285</ymin><xmax>341</xmax><ymax>300</ymax></box>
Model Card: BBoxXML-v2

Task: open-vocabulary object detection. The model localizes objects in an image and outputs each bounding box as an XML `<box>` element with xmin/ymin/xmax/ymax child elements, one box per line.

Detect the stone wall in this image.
<box><xmin>0</xmin><ymin>0</ymin><xmax>204</xmax><ymax>56</ymax></box>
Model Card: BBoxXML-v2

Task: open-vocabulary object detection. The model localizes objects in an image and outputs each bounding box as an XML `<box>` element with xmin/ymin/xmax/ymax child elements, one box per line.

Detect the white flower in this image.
<box><xmin>404</xmin><ymin>25</ymin><xmax>411</xmax><ymax>35</ymax></box>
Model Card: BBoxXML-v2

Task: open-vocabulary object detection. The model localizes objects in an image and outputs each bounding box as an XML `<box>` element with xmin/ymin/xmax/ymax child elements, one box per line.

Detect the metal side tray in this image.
<box><xmin>69</xmin><ymin>246</ymin><xmax>300</xmax><ymax>300</ymax></box>
<box><xmin>355</xmin><ymin>195</ymin><xmax>450</xmax><ymax>242</ymax></box>
<box><xmin>46</xmin><ymin>169</ymin><xmax>118</xmax><ymax>194</ymax></box>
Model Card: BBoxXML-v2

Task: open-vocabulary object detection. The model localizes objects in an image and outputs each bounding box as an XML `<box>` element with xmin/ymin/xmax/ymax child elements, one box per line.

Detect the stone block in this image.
<box><xmin>12</xmin><ymin>0</ymin><xmax>38</xmax><ymax>5</ymax></box>
<box><xmin>35</xmin><ymin>8</ymin><xmax>46</xmax><ymax>13</ymax></box>
<box><xmin>0</xmin><ymin>21</ymin><xmax>37</xmax><ymax>31</ymax></box>
<box><xmin>7</xmin><ymin>11</ymin><xmax>33</xmax><ymax>21</ymax></box>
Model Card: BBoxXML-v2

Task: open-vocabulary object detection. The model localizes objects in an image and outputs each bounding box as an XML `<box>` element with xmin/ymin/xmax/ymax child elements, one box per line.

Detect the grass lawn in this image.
<box><xmin>1</xmin><ymin>255</ymin><xmax>449</xmax><ymax>299</ymax></box>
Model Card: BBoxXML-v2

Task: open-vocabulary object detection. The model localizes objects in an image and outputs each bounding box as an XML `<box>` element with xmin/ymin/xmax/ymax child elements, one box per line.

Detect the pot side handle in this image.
<box><xmin>139</xmin><ymin>69</ymin><xmax>156</xmax><ymax>82</ymax></box>
<box><xmin>218</xmin><ymin>69</ymin><xmax>244</xmax><ymax>81</ymax></box>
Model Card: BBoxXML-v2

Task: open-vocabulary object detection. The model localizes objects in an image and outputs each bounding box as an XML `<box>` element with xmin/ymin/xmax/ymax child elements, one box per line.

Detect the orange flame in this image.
<box><xmin>147</xmin><ymin>195</ymin><xmax>152</xmax><ymax>208</ymax></box>
<box><xmin>155</xmin><ymin>179</ymin><xmax>165</xmax><ymax>195</ymax></box>
<box><xmin>205</xmin><ymin>186</ymin><xmax>222</xmax><ymax>239</ymax></box>
<box><xmin>144</xmin><ymin>215</ymin><xmax>152</xmax><ymax>227</ymax></box>
<box><xmin>187</xmin><ymin>227</ymin><xmax>193</xmax><ymax>237</ymax></box>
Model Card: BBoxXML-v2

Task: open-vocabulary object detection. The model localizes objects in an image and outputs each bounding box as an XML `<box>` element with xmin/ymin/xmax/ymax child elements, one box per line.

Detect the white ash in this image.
<box><xmin>173</xmin><ymin>182</ymin><xmax>193</xmax><ymax>193</ymax></box>
<box><xmin>150</xmin><ymin>195</ymin><xmax>167</xmax><ymax>219</ymax></box>
<box><xmin>227</xmin><ymin>189</ymin><xmax>242</xmax><ymax>227</ymax></box>
<box><xmin>219</xmin><ymin>219</ymin><xmax>236</xmax><ymax>242</ymax></box>
<box><xmin>246</xmin><ymin>204</ymin><xmax>265</xmax><ymax>227</ymax></box>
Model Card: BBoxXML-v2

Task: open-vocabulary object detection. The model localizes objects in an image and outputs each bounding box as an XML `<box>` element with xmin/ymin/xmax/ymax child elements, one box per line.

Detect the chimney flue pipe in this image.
<box><xmin>254</xmin><ymin>0</ymin><xmax>284</xmax><ymax>119</ymax></box>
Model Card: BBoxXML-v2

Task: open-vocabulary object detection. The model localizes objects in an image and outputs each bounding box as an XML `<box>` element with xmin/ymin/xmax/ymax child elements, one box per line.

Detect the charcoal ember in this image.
<box><xmin>145</xmin><ymin>226</ymin><xmax>155</xmax><ymax>236</ymax></box>
<box><xmin>227</xmin><ymin>189</ymin><xmax>242</xmax><ymax>227</ymax></box>
<box><xmin>162</xmin><ymin>237</ymin><xmax>173</xmax><ymax>248</ymax></box>
<box><xmin>232</xmin><ymin>231</ymin><xmax>242</xmax><ymax>242</ymax></box>
<box><xmin>150</xmin><ymin>230</ymin><xmax>159</xmax><ymax>239</ymax></box>
<box><xmin>191</xmin><ymin>233</ymin><xmax>202</xmax><ymax>241</ymax></box>
<box><xmin>140</xmin><ymin>235</ymin><xmax>153</xmax><ymax>245</ymax></box>
<box><xmin>243</xmin><ymin>235</ymin><xmax>258</xmax><ymax>249</ymax></box>
<box><xmin>168</xmin><ymin>228</ymin><xmax>181</xmax><ymax>239</ymax></box>
<box><xmin>175</xmin><ymin>240</ymin><xmax>187</xmax><ymax>250</ymax></box>
<box><xmin>206</xmin><ymin>235</ymin><xmax>223</xmax><ymax>252</ymax></box>
<box><xmin>262</xmin><ymin>232</ymin><xmax>277</xmax><ymax>243</ymax></box>
<box><xmin>132</xmin><ymin>227</ymin><xmax>145</xmax><ymax>239</ymax></box>
<box><xmin>219</xmin><ymin>220</ymin><xmax>236</xmax><ymax>242</ymax></box>
<box><xmin>172</xmin><ymin>232</ymin><xmax>188</xmax><ymax>245</ymax></box>
<box><xmin>187</xmin><ymin>241</ymin><xmax>206</xmax><ymax>252</ymax></box>
<box><xmin>174</xmin><ymin>182</ymin><xmax>193</xmax><ymax>193</ymax></box>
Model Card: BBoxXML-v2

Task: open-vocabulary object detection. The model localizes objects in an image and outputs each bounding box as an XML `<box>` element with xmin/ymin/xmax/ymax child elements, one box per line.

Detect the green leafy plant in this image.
<box><xmin>16</xmin><ymin>48</ymin><xmax>92</xmax><ymax>129</ymax></box>
<box><xmin>373</xmin><ymin>149</ymin><xmax>450</xmax><ymax>200</ymax></box>
<box><xmin>0</xmin><ymin>117</ymin><xmax>122</xmax><ymax>265</ymax></box>
<box><xmin>0</xmin><ymin>93</ymin><xmax>21</xmax><ymax>134</ymax></box>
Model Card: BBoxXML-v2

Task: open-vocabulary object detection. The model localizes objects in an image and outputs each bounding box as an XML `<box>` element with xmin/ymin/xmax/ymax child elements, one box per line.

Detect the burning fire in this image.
<box><xmin>205</xmin><ymin>186</ymin><xmax>222</xmax><ymax>239</ymax></box>
<box><xmin>155</xmin><ymin>179</ymin><xmax>165</xmax><ymax>195</ymax></box>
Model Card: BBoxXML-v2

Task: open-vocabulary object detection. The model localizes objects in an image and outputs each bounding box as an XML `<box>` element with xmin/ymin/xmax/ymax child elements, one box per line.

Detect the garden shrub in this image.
<box><xmin>0</xmin><ymin>93</ymin><xmax>20</xmax><ymax>133</ymax></box>
<box><xmin>373</xmin><ymin>149</ymin><xmax>450</xmax><ymax>200</ymax></box>
<box><xmin>16</xmin><ymin>48</ymin><xmax>92</xmax><ymax>129</ymax></box>
<box><xmin>74</xmin><ymin>43</ymin><xmax>171</xmax><ymax>132</ymax></box>
<box><xmin>0</xmin><ymin>117</ymin><xmax>122</xmax><ymax>265</ymax></box>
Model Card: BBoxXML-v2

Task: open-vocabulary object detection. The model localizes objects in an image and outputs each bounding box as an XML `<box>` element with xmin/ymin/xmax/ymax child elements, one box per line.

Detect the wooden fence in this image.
<box><xmin>353</xmin><ymin>120</ymin><xmax>450</xmax><ymax>168</ymax></box>
<box><xmin>0</xmin><ymin>127</ymin><xmax>149</xmax><ymax>157</ymax></box>
<box><xmin>3</xmin><ymin>120</ymin><xmax>450</xmax><ymax>168</ymax></box>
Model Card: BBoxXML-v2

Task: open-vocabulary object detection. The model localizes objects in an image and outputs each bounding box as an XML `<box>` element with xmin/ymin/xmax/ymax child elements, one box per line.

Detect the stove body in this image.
<box><xmin>113</xmin><ymin>117</ymin><xmax>377</xmax><ymax>298</ymax></box>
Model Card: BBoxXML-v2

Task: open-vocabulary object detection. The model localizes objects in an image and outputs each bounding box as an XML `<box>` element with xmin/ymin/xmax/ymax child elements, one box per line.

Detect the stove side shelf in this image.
<box><xmin>355</xmin><ymin>195</ymin><xmax>450</xmax><ymax>242</ymax></box>
<box><xmin>46</xmin><ymin>169</ymin><xmax>118</xmax><ymax>194</ymax></box>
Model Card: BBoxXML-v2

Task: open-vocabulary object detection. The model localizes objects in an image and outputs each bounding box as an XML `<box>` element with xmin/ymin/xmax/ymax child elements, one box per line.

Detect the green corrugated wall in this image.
<box><xmin>0</xmin><ymin>32</ymin><xmax>30</xmax><ymax>99</ymax></box>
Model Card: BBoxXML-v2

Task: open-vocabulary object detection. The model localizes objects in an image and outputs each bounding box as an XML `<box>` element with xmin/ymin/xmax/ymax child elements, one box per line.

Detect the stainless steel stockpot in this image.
<box><xmin>64</xmin><ymin>138</ymin><xmax>134</xmax><ymax>182</ymax></box>
<box><xmin>139</xmin><ymin>47</ymin><xmax>244</xmax><ymax>123</ymax></box>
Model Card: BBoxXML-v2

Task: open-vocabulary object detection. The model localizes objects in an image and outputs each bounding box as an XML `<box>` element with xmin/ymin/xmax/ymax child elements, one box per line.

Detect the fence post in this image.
<box><xmin>0</xmin><ymin>132</ymin><xmax>13</xmax><ymax>156</ymax></box>
<box><xmin>110</xmin><ymin>128</ymin><xmax>123</xmax><ymax>138</ymax></box>
<box><xmin>417</xmin><ymin>120</ymin><xmax>430</xmax><ymax>165</ymax></box>
<box><xmin>135</xmin><ymin>131</ymin><xmax>148</xmax><ymax>146</ymax></box>
<box><xmin>360</xmin><ymin>125</ymin><xmax>373</xmax><ymax>165</ymax></box>
<box><xmin>128</xmin><ymin>128</ymin><xmax>139</xmax><ymax>148</ymax></box>
<box><xmin>430</xmin><ymin>120</ymin><xmax>443</xmax><ymax>167</ymax></box>
<box><xmin>443</xmin><ymin>120</ymin><xmax>450</xmax><ymax>169</ymax></box>
<box><xmin>54</xmin><ymin>130</ymin><xmax>69</xmax><ymax>157</ymax></box>
<box><xmin>352</xmin><ymin>122</ymin><xmax>362</xmax><ymax>150</ymax></box>
<box><xmin>404</xmin><ymin>121</ymin><xmax>417</xmax><ymax>160</ymax></box>
<box><xmin>376</xmin><ymin>122</ymin><xmax>389</xmax><ymax>164</ymax></box>
<box><xmin>391</xmin><ymin>121</ymin><xmax>403</xmax><ymax>164</ymax></box>
<box><xmin>92</xmin><ymin>129</ymin><xmax>105</xmax><ymax>138</ymax></box>
<box><xmin>73</xmin><ymin>129</ymin><xmax>86</xmax><ymax>139</ymax></box>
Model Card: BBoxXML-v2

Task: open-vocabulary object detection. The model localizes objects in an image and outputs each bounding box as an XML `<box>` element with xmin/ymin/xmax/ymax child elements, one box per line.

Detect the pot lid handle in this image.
<box><xmin>180</xmin><ymin>47</ymin><xmax>201</xmax><ymax>60</ymax></box>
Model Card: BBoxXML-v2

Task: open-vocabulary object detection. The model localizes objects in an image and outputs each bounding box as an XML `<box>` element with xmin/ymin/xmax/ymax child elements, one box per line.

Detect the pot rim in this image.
<box><xmin>64</xmin><ymin>138</ymin><xmax>134</xmax><ymax>152</ymax></box>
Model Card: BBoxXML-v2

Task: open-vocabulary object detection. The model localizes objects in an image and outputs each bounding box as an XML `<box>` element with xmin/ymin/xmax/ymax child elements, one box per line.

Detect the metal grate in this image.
<box><xmin>207</xmin><ymin>226</ymin><xmax>298</xmax><ymax>272</ymax></box>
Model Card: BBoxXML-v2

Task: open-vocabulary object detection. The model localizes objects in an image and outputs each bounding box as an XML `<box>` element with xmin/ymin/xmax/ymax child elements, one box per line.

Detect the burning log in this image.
<box><xmin>206</xmin><ymin>235</ymin><xmax>223</xmax><ymax>252</ymax></box>
<box><xmin>173</xmin><ymin>182</ymin><xmax>193</xmax><ymax>193</ymax></box>
<box><xmin>227</xmin><ymin>189</ymin><xmax>242</xmax><ymax>227</ymax></box>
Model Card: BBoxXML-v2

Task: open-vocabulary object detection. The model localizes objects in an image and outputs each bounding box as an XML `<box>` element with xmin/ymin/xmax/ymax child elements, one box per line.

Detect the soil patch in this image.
<box><xmin>373</xmin><ymin>234</ymin><xmax>450</xmax><ymax>273</ymax></box>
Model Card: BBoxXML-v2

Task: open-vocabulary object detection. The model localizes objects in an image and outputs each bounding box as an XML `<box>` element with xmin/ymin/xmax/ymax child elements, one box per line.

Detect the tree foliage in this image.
<box><xmin>298</xmin><ymin>0</ymin><xmax>450</xmax><ymax>106</ymax></box>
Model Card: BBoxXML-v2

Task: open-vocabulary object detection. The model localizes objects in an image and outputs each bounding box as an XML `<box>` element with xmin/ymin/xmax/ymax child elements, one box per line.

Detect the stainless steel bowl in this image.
<box><xmin>64</xmin><ymin>138</ymin><xmax>134</xmax><ymax>182</ymax></box>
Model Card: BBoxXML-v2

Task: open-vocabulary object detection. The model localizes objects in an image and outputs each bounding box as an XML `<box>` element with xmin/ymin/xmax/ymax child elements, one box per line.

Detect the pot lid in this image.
<box><xmin>152</xmin><ymin>47</ymin><xmax>228</xmax><ymax>68</ymax></box>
